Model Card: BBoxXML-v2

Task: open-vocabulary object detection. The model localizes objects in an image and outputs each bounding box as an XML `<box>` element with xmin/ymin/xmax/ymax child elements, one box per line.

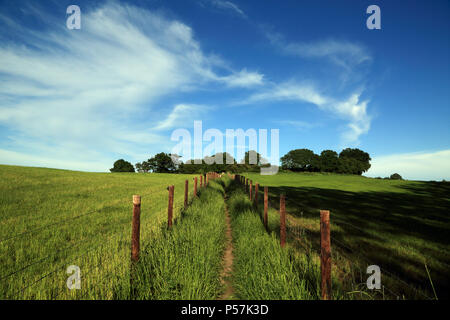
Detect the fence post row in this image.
<box><xmin>131</xmin><ymin>195</ymin><xmax>141</xmax><ymax>263</ymax></box>
<box><xmin>280</xmin><ymin>194</ymin><xmax>286</xmax><ymax>248</ymax></box>
<box><xmin>320</xmin><ymin>210</ymin><xmax>332</xmax><ymax>300</ymax></box>
<box><xmin>264</xmin><ymin>187</ymin><xmax>268</xmax><ymax>230</ymax></box>
<box><xmin>167</xmin><ymin>185</ymin><xmax>174</xmax><ymax>228</ymax></box>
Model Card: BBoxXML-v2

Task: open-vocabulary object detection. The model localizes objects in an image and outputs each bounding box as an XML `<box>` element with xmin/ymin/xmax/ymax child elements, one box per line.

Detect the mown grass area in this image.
<box><xmin>242</xmin><ymin>172</ymin><xmax>450</xmax><ymax>299</ymax></box>
<box><xmin>226</xmin><ymin>180</ymin><xmax>323</xmax><ymax>300</ymax></box>
<box><xmin>129</xmin><ymin>178</ymin><xmax>229</xmax><ymax>299</ymax></box>
<box><xmin>0</xmin><ymin>165</ymin><xmax>197</xmax><ymax>299</ymax></box>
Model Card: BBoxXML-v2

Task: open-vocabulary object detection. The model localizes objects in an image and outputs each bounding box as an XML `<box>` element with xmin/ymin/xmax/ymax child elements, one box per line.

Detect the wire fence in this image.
<box><xmin>0</xmin><ymin>174</ymin><xmax>206</xmax><ymax>300</ymax></box>
<box><xmin>240</xmin><ymin>175</ymin><xmax>436</xmax><ymax>300</ymax></box>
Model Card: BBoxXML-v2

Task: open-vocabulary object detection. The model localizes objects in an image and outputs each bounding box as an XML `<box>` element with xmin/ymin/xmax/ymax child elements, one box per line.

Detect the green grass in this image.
<box><xmin>242</xmin><ymin>172</ymin><xmax>450</xmax><ymax>299</ymax></box>
<box><xmin>129</xmin><ymin>179</ymin><xmax>229</xmax><ymax>299</ymax></box>
<box><xmin>226</xmin><ymin>181</ymin><xmax>321</xmax><ymax>300</ymax></box>
<box><xmin>0</xmin><ymin>165</ymin><xmax>198</xmax><ymax>299</ymax></box>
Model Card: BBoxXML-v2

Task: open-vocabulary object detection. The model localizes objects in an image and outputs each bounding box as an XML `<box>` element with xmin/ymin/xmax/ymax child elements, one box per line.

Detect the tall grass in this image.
<box><xmin>128</xmin><ymin>179</ymin><xmax>229</xmax><ymax>299</ymax></box>
<box><xmin>0</xmin><ymin>165</ymin><xmax>197</xmax><ymax>299</ymax></box>
<box><xmin>226</xmin><ymin>181</ymin><xmax>321</xmax><ymax>300</ymax></box>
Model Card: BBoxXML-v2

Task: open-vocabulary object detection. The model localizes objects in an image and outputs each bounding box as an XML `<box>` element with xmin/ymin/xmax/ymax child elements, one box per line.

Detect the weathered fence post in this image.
<box><xmin>245</xmin><ymin>178</ymin><xmax>248</xmax><ymax>193</ymax></box>
<box><xmin>167</xmin><ymin>185</ymin><xmax>174</xmax><ymax>228</ymax></box>
<box><xmin>194</xmin><ymin>177</ymin><xmax>198</xmax><ymax>197</ymax></box>
<box><xmin>206</xmin><ymin>173</ymin><xmax>209</xmax><ymax>186</ymax></box>
<box><xmin>280</xmin><ymin>194</ymin><xmax>286</xmax><ymax>248</ymax></box>
<box><xmin>200</xmin><ymin>175</ymin><xmax>203</xmax><ymax>188</ymax></box>
<box><xmin>131</xmin><ymin>195</ymin><xmax>141</xmax><ymax>263</ymax></box>
<box><xmin>255</xmin><ymin>183</ymin><xmax>259</xmax><ymax>206</ymax></box>
<box><xmin>184</xmin><ymin>180</ymin><xmax>188</xmax><ymax>209</ymax></box>
<box><xmin>249</xmin><ymin>180</ymin><xmax>253</xmax><ymax>201</ymax></box>
<box><xmin>320</xmin><ymin>210</ymin><xmax>332</xmax><ymax>300</ymax></box>
<box><xmin>264</xmin><ymin>187</ymin><xmax>268</xmax><ymax>230</ymax></box>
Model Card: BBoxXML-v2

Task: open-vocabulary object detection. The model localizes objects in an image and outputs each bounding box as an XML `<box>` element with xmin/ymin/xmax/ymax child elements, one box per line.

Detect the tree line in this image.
<box><xmin>110</xmin><ymin>147</ymin><xmax>371</xmax><ymax>176</ymax></box>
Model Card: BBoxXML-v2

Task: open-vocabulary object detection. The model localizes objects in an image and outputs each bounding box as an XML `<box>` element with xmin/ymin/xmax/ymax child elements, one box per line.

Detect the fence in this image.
<box><xmin>0</xmin><ymin>173</ymin><xmax>214</xmax><ymax>300</ymax></box>
<box><xmin>235</xmin><ymin>174</ymin><xmax>434</xmax><ymax>300</ymax></box>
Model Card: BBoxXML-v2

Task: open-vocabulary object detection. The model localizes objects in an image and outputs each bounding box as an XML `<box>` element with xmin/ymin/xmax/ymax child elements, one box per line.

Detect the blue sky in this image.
<box><xmin>0</xmin><ymin>0</ymin><xmax>449</xmax><ymax>180</ymax></box>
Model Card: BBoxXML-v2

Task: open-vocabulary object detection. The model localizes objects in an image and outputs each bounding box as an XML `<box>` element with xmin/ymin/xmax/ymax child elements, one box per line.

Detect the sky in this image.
<box><xmin>0</xmin><ymin>0</ymin><xmax>449</xmax><ymax>180</ymax></box>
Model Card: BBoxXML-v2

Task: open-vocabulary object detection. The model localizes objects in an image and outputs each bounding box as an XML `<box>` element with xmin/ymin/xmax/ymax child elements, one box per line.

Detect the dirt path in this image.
<box><xmin>218</xmin><ymin>193</ymin><xmax>234</xmax><ymax>300</ymax></box>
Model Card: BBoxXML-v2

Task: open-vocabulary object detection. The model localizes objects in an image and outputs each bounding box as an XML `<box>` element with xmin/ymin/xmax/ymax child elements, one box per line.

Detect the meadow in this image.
<box><xmin>242</xmin><ymin>172</ymin><xmax>450</xmax><ymax>299</ymax></box>
<box><xmin>1</xmin><ymin>165</ymin><xmax>448</xmax><ymax>300</ymax></box>
<box><xmin>0</xmin><ymin>165</ymin><xmax>197</xmax><ymax>299</ymax></box>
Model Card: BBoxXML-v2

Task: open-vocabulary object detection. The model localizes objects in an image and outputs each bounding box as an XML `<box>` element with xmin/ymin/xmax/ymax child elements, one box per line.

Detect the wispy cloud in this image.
<box><xmin>0</xmin><ymin>2</ymin><xmax>259</xmax><ymax>170</ymax></box>
<box><xmin>199</xmin><ymin>0</ymin><xmax>247</xmax><ymax>18</ymax></box>
<box><xmin>242</xmin><ymin>82</ymin><xmax>371</xmax><ymax>146</ymax></box>
<box><xmin>154</xmin><ymin>104</ymin><xmax>209</xmax><ymax>131</ymax></box>
<box><xmin>220</xmin><ymin>68</ymin><xmax>264</xmax><ymax>87</ymax></box>
<box><xmin>366</xmin><ymin>149</ymin><xmax>450</xmax><ymax>181</ymax></box>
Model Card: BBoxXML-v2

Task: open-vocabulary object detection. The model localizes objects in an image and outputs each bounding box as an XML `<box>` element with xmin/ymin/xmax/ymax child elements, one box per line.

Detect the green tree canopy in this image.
<box><xmin>280</xmin><ymin>148</ymin><xmax>319</xmax><ymax>172</ymax></box>
<box><xmin>319</xmin><ymin>150</ymin><xmax>339</xmax><ymax>172</ymax></box>
<box><xmin>339</xmin><ymin>148</ymin><xmax>371</xmax><ymax>174</ymax></box>
<box><xmin>110</xmin><ymin>159</ymin><xmax>135</xmax><ymax>173</ymax></box>
<box><xmin>147</xmin><ymin>152</ymin><xmax>176</xmax><ymax>173</ymax></box>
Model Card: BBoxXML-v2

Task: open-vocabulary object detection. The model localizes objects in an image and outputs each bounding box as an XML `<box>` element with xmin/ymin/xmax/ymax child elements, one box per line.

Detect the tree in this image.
<box><xmin>390</xmin><ymin>173</ymin><xmax>403</xmax><ymax>180</ymax></box>
<box><xmin>110</xmin><ymin>159</ymin><xmax>135</xmax><ymax>173</ymax></box>
<box><xmin>337</xmin><ymin>157</ymin><xmax>361</xmax><ymax>174</ymax></box>
<box><xmin>339</xmin><ymin>148</ymin><xmax>371</xmax><ymax>174</ymax></box>
<box><xmin>280</xmin><ymin>149</ymin><xmax>319</xmax><ymax>172</ymax></box>
<box><xmin>147</xmin><ymin>152</ymin><xmax>176</xmax><ymax>173</ymax></box>
<box><xmin>319</xmin><ymin>150</ymin><xmax>339</xmax><ymax>172</ymax></box>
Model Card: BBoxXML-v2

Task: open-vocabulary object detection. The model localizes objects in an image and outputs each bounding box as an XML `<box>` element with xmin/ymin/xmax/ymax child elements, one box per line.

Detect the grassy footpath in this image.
<box><xmin>128</xmin><ymin>178</ymin><xmax>229</xmax><ymax>299</ymax></box>
<box><xmin>226</xmin><ymin>179</ymin><xmax>325</xmax><ymax>300</ymax></box>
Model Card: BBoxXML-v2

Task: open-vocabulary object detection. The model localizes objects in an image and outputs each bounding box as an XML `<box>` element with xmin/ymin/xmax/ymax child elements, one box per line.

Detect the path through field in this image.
<box><xmin>219</xmin><ymin>191</ymin><xmax>234</xmax><ymax>300</ymax></box>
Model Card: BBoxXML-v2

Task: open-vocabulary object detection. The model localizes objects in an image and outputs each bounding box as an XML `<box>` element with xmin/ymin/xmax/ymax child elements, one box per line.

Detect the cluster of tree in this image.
<box><xmin>135</xmin><ymin>152</ymin><xmax>177</xmax><ymax>173</ymax></box>
<box><xmin>375</xmin><ymin>173</ymin><xmax>403</xmax><ymax>180</ymax></box>
<box><xmin>280</xmin><ymin>148</ymin><xmax>371</xmax><ymax>175</ymax></box>
<box><xmin>133</xmin><ymin>151</ymin><xmax>269</xmax><ymax>174</ymax></box>
<box><xmin>111</xmin><ymin>148</ymin><xmax>371</xmax><ymax>176</ymax></box>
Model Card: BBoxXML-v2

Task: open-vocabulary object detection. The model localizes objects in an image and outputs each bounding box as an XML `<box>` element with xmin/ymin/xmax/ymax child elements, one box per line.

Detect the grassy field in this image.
<box><xmin>0</xmin><ymin>164</ymin><xmax>197</xmax><ymax>299</ymax></box>
<box><xmin>1</xmin><ymin>165</ymin><xmax>448</xmax><ymax>300</ymax></box>
<box><xmin>242</xmin><ymin>172</ymin><xmax>450</xmax><ymax>299</ymax></box>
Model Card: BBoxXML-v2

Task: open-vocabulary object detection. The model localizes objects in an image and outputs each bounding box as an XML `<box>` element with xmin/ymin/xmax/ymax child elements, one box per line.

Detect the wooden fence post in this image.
<box><xmin>245</xmin><ymin>178</ymin><xmax>248</xmax><ymax>193</ymax></box>
<box><xmin>194</xmin><ymin>177</ymin><xmax>198</xmax><ymax>197</ymax></box>
<box><xmin>167</xmin><ymin>185</ymin><xmax>174</xmax><ymax>228</ymax></box>
<box><xmin>184</xmin><ymin>180</ymin><xmax>188</xmax><ymax>209</ymax></box>
<box><xmin>320</xmin><ymin>210</ymin><xmax>332</xmax><ymax>300</ymax></box>
<box><xmin>131</xmin><ymin>195</ymin><xmax>141</xmax><ymax>263</ymax></box>
<box><xmin>249</xmin><ymin>180</ymin><xmax>253</xmax><ymax>201</ymax></box>
<box><xmin>280</xmin><ymin>194</ymin><xmax>286</xmax><ymax>248</ymax></box>
<box><xmin>255</xmin><ymin>183</ymin><xmax>259</xmax><ymax>205</ymax></box>
<box><xmin>200</xmin><ymin>175</ymin><xmax>203</xmax><ymax>188</ymax></box>
<box><xmin>264</xmin><ymin>187</ymin><xmax>268</xmax><ymax>230</ymax></box>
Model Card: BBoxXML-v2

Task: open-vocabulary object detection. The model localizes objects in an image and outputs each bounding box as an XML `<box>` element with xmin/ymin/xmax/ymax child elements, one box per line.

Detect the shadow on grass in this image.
<box><xmin>251</xmin><ymin>180</ymin><xmax>450</xmax><ymax>299</ymax></box>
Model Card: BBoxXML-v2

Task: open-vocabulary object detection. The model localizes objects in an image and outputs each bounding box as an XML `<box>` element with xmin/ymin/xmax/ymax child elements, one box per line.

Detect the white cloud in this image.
<box><xmin>0</xmin><ymin>2</ymin><xmax>259</xmax><ymax>170</ymax></box>
<box><xmin>284</xmin><ymin>39</ymin><xmax>371</xmax><ymax>68</ymax></box>
<box><xmin>154</xmin><ymin>104</ymin><xmax>208</xmax><ymax>131</ymax></box>
<box><xmin>365</xmin><ymin>149</ymin><xmax>450</xmax><ymax>181</ymax></box>
<box><xmin>205</xmin><ymin>0</ymin><xmax>247</xmax><ymax>18</ymax></box>
<box><xmin>220</xmin><ymin>69</ymin><xmax>264</xmax><ymax>87</ymax></box>
<box><xmin>243</xmin><ymin>82</ymin><xmax>371</xmax><ymax>146</ymax></box>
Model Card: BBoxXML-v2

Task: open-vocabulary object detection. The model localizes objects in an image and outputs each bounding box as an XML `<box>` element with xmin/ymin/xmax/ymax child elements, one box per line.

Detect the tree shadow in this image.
<box><xmin>251</xmin><ymin>181</ymin><xmax>450</xmax><ymax>299</ymax></box>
